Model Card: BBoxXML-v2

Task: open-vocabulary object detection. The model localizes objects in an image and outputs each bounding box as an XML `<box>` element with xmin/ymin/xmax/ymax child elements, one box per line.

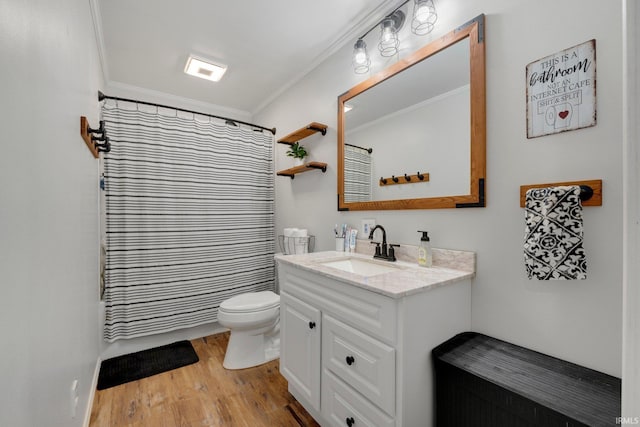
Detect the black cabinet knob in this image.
<box><xmin>308</xmin><ymin>321</ymin><xmax>316</xmax><ymax>329</ymax></box>
<box><xmin>346</xmin><ymin>416</ymin><xmax>355</xmax><ymax>426</ymax></box>
<box><xmin>346</xmin><ymin>355</ymin><xmax>355</xmax><ymax>366</ymax></box>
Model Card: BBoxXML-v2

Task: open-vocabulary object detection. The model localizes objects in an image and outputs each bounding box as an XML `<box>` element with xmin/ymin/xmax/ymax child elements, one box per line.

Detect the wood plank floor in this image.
<box><xmin>89</xmin><ymin>332</ymin><xmax>320</xmax><ymax>427</ymax></box>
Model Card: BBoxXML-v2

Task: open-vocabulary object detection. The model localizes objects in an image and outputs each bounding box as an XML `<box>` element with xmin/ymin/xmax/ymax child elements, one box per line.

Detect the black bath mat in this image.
<box><xmin>97</xmin><ymin>340</ymin><xmax>199</xmax><ymax>390</ymax></box>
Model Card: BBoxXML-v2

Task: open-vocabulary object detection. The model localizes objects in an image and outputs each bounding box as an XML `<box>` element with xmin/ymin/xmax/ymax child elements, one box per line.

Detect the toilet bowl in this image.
<box><xmin>217</xmin><ymin>291</ymin><xmax>280</xmax><ymax>370</ymax></box>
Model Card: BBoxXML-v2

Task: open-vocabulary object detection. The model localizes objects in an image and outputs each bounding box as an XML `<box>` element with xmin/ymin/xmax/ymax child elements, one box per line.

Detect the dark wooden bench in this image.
<box><xmin>433</xmin><ymin>332</ymin><xmax>621</xmax><ymax>426</ymax></box>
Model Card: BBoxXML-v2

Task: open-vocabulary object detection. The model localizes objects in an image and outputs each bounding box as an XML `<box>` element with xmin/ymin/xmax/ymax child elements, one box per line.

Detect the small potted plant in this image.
<box><xmin>286</xmin><ymin>142</ymin><xmax>308</xmax><ymax>166</ymax></box>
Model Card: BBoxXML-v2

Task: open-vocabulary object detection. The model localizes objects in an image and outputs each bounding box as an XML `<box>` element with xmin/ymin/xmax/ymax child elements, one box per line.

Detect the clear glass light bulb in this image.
<box><xmin>381</xmin><ymin>27</ymin><xmax>394</xmax><ymax>42</ymax></box>
<box><xmin>415</xmin><ymin>5</ymin><xmax>431</xmax><ymax>22</ymax></box>
<box><xmin>354</xmin><ymin>51</ymin><xmax>367</xmax><ymax>64</ymax></box>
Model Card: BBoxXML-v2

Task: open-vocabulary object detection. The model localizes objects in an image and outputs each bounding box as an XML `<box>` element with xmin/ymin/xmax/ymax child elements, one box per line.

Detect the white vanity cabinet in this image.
<box><xmin>276</xmin><ymin>251</ymin><xmax>473</xmax><ymax>427</ymax></box>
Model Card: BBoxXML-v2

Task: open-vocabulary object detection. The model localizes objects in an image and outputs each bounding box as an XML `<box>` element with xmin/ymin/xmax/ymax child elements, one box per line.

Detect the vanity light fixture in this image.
<box><xmin>184</xmin><ymin>55</ymin><xmax>227</xmax><ymax>82</ymax></box>
<box><xmin>411</xmin><ymin>0</ymin><xmax>437</xmax><ymax>35</ymax></box>
<box><xmin>378</xmin><ymin>10</ymin><xmax>405</xmax><ymax>57</ymax></box>
<box><xmin>352</xmin><ymin>39</ymin><xmax>371</xmax><ymax>74</ymax></box>
<box><xmin>351</xmin><ymin>0</ymin><xmax>438</xmax><ymax>74</ymax></box>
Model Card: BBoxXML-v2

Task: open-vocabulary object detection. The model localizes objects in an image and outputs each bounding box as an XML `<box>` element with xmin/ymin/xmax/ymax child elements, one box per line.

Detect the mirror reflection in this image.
<box><xmin>343</xmin><ymin>39</ymin><xmax>470</xmax><ymax>203</ymax></box>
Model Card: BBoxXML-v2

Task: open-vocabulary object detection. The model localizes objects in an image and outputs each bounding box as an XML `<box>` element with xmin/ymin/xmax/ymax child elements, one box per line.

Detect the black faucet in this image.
<box><xmin>368</xmin><ymin>225</ymin><xmax>398</xmax><ymax>262</ymax></box>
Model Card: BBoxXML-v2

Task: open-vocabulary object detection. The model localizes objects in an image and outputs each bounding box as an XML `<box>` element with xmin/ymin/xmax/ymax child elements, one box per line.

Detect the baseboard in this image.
<box><xmin>83</xmin><ymin>357</ymin><xmax>101</xmax><ymax>427</ymax></box>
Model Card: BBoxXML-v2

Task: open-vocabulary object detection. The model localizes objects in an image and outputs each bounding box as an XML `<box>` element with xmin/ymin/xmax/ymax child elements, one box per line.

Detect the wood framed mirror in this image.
<box><xmin>337</xmin><ymin>14</ymin><xmax>486</xmax><ymax>210</ymax></box>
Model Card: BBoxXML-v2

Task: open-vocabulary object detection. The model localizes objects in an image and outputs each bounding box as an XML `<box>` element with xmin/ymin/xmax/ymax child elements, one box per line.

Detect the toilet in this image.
<box><xmin>217</xmin><ymin>290</ymin><xmax>280</xmax><ymax>370</ymax></box>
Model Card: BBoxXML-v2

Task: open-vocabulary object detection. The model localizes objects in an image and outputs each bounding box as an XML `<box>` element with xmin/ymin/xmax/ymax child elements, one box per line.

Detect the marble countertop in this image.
<box><xmin>275</xmin><ymin>248</ymin><xmax>475</xmax><ymax>298</ymax></box>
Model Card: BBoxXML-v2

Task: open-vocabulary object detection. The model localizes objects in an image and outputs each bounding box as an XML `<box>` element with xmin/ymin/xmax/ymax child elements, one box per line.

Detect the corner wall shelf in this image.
<box><xmin>277</xmin><ymin>122</ymin><xmax>327</xmax><ymax>145</ymax></box>
<box><xmin>277</xmin><ymin>162</ymin><xmax>328</xmax><ymax>179</ymax></box>
<box><xmin>276</xmin><ymin>122</ymin><xmax>328</xmax><ymax>179</ymax></box>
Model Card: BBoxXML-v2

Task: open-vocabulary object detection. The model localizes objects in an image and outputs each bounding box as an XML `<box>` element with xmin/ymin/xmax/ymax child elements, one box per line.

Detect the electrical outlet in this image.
<box><xmin>70</xmin><ymin>380</ymin><xmax>79</xmax><ymax>418</ymax></box>
<box><xmin>361</xmin><ymin>219</ymin><xmax>376</xmax><ymax>237</ymax></box>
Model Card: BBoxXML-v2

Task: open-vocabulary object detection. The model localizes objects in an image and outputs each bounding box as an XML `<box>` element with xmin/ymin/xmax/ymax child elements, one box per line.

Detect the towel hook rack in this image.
<box><xmin>80</xmin><ymin>116</ymin><xmax>111</xmax><ymax>158</ymax></box>
<box><xmin>379</xmin><ymin>171</ymin><xmax>430</xmax><ymax>186</ymax></box>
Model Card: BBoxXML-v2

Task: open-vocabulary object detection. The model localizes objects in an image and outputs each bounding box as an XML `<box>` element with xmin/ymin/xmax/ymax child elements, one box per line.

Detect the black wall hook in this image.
<box><xmin>87</xmin><ymin>118</ymin><xmax>109</xmax><ymax>153</ymax></box>
<box><xmin>404</xmin><ymin>174</ymin><xmax>411</xmax><ymax>182</ymax></box>
<box><xmin>96</xmin><ymin>142</ymin><xmax>111</xmax><ymax>153</ymax></box>
<box><xmin>380</xmin><ymin>177</ymin><xmax>387</xmax><ymax>185</ymax></box>
<box><xmin>94</xmin><ymin>137</ymin><xmax>111</xmax><ymax>153</ymax></box>
<box><xmin>417</xmin><ymin>171</ymin><xmax>425</xmax><ymax>180</ymax></box>
<box><xmin>392</xmin><ymin>175</ymin><xmax>399</xmax><ymax>183</ymax></box>
<box><xmin>87</xmin><ymin>120</ymin><xmax>105</xmax><ymax>135</ymax></box>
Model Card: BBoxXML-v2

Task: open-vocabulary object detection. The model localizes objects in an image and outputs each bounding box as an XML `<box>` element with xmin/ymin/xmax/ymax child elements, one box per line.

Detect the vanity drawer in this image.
<box><xmin>322</xmin><ymin>368</ymin><xmax>395</xmax><ymax>427</ymax></box>
<box><xmin>322</xmin><ymin>314</ymin><xmax>396</xmax><ymax>416</ymax></box>
<box><xmin>279</xmin><ymin>264</ymin><xmax>396</xmax><ymax>343</ymax></box>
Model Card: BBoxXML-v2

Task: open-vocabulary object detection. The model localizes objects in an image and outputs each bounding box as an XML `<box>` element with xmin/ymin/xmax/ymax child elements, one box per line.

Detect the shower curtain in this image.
<box><xmin>101</xmin><ymin>100</ymin><xmax>275</xmax><ymax>342</ymax></box>
<box><xmin>344</xmin><ymin>144</ymin><xmax>372</xmax><ymax>202</ymax></box>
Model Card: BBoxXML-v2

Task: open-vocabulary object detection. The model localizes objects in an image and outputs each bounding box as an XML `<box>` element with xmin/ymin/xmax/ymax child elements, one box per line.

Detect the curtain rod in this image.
<box><xmin>98</xmin><ymin>91</ymin><xmax>276</xmax><ymax>135</ymax></box>
<box><xmin>345</xmin><ymin>143</ymin><xmax>373</xmax><ymax>153</ymax></box>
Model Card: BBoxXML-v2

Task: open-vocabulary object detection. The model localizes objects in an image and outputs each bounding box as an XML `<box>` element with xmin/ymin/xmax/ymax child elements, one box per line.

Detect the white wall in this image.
<box><xmin>257</xmin><ymin>0</ymin><xmax>623</xmax><ymax>376</ymax></box>
<box><xmin>622</xmin><ymin>0</ymin><xmax>640</xmax><ymax>417</ymax></box>
<box><xmin>0</xmin><ymin>0</ymin><xmax>103</xmax><ymax>425</ymax></box>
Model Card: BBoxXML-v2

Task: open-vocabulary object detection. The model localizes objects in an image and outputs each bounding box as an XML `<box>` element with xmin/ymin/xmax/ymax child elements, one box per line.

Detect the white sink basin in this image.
<box><xmin>318</xmin><ymin>257</ymin><xmax>402</xmax><ymax>277</ymax></box>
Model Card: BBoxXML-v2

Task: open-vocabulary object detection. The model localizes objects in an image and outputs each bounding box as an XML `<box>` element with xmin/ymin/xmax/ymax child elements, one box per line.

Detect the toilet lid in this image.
<box><xmin>219</xmin><ymin>291</ymin><xmax>280</xmax><ymax>313</ymax></box>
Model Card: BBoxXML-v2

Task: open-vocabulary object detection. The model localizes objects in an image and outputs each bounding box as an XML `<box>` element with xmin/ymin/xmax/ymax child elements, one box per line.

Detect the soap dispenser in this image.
<box><xmin>417</xmin><ymin>231</ymin><xmax>432</xmax><ymax>267</ymax></box>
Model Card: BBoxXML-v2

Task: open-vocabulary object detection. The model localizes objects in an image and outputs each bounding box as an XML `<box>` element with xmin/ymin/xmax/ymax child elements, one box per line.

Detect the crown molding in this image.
<box><xmin>88</xmin><ymin>0</ymin><xmax>109</xmax><ymax>83</ymax></box>
<box><xmin>252</xmin><ymin>0</ymin><xmax>407</xmax><ymax>116</ymax></box>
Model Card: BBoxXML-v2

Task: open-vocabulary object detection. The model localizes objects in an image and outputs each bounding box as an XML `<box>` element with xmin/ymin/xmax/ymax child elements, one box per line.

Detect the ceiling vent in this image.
<box><xmin>184</xmin><ymin>55</ymin><xmax>227</xmax><ymax>82</ymax></box>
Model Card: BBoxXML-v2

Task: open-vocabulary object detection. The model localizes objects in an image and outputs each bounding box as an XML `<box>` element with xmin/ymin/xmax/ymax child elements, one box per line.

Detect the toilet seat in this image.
<box><xmin>219</xmin><ymin>291</ymin><xmax>280</xmax><ymax>313</ymax></box>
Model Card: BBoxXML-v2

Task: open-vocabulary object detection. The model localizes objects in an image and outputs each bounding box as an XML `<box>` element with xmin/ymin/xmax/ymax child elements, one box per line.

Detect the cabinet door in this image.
<box><xmin>280</xmin><ymin>291</ymin><xmax>322</xmax><ymax>411</ymax></box>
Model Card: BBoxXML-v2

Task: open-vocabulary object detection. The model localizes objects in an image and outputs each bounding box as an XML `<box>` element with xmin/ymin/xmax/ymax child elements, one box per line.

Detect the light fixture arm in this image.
<box><xmin>384</xmin><ymin>10</ymin><xmax>406</xmax><ymax>34</ymax></box>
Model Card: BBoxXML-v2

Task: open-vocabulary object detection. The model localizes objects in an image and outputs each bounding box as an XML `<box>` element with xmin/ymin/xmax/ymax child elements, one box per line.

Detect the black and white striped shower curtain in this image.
<box><xmin>344</xmin><ymin>144</ymin><xmax>372</xmax><ymax>202</ymax></box>
<box><xmin>101</xmin><ymin>100</ymin><xmax>275</xmax><ymax>342</ymax></box>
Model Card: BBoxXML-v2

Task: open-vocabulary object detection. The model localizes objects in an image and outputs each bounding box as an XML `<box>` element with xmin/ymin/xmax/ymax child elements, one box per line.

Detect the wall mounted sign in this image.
<box><xmin>526</xmin><ymin>39</ymin><xmax>596</xmax><ymax>139</ymax></box>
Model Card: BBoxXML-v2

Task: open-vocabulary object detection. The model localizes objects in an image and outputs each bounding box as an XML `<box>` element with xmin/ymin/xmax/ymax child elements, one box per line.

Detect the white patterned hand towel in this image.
<box><xmin>524</xmin><ymin>185</ymin><xmax>587</xmax><ymax>280</ymax></box>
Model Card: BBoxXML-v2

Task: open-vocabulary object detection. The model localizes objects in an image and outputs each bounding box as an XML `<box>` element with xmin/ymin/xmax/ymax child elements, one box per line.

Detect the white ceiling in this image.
<box><xmin>95</xmin><ymin>0</ymin><xmax>397</xmax><ymax>116</ymax></box>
